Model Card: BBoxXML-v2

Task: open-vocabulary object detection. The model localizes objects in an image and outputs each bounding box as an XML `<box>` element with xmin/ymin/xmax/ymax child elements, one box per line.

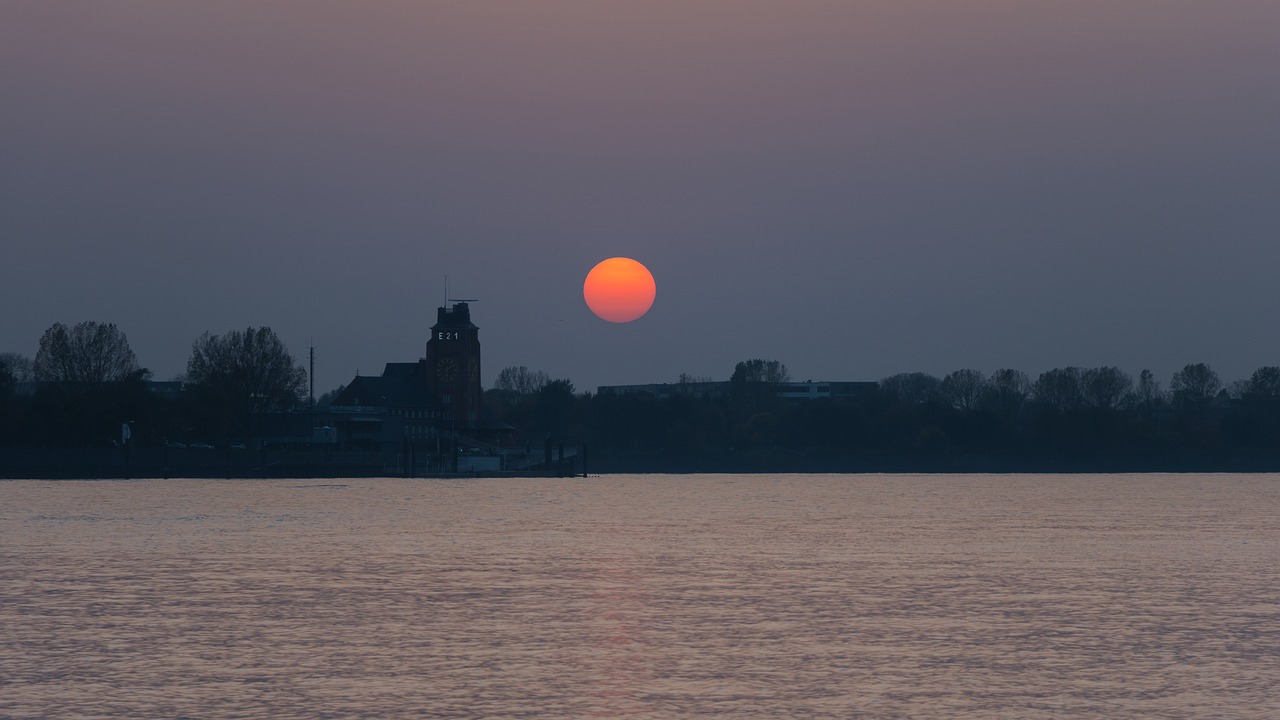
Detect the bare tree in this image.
<box><xmin>1170</xmin><ymin>363</ymin><xmax>1221</xmax><ymax>408</ymax></box>
<box><xmin>187</xmin><ymin>328</ymin><xmax>307</xmax><ymax>436</ymax></box>
<box><xmin>33</xmin><ymin>322</ymin><xmax>138</xmax><ymax>384</ymax></box>
<box><xmin>1225</xmin><ymin>379</ymin><xmax>1252</xmax><ymax>400</ymax></box>
<box><xmin>941</xmin><ymin>369</ymin><xmax>986</xmax><ymax>412</ymax></box>
<box><xmin>494</xmin><ymin>366</ymin><xmax>550</xmax><ymax>396</ymax></box>
<box><xmin>1247</xmin><ymin>366</ymin><xmax>1280</xmax><ymax>399</ymax></box>
<box><xmin>1033</xmin><ymin>367</ymin><xmax>1083</xmax><ymax>411</ymax></box>
<box><xmin>986</xmin><ymin>368</ymin><xmax>1030</xmax><ymax>416</ymax></box>
<box><xmin>677</xmin><ymin>372</ymin><xmax>714</xmax><ymax>384</ymax></box>
<box><xmin>1081</xmin><ymin>366</ymin><xmax>1133</xmax><ymax>409</ymax></box>
<box><xmin>1132</xmin><ymin>369</ymin><xmax>1164</xmax><ymax>414</ymax></box>
<box><xmin>879</xmin><ymin>372</ymin><xmax>941</xmax><ymax>405</ymax></box>
<box><xmin>730</xmin><ymin>359</ymin><xmax>790</xmax><ymax>384</ymax></box>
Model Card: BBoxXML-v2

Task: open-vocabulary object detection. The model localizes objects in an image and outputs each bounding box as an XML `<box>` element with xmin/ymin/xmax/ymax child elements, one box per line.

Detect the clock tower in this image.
<box><xmin>425</xmin><ymin>302</ymin><xmax>482</xmax><ymax>430</ymax></box>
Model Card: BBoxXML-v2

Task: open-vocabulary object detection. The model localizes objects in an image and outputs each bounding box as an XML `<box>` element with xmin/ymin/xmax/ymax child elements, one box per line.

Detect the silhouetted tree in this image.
<box><xmin>729</xmin><ymin>359</ymin><xmax>790</xmax><ymax>412</ymax></box>
<box><xmin>33</xmin><ymin>322</ymin><xmax>138</xmax><ymax>385</ymax></box>
<box><xmin>534</xmin><ymin>379</ymin><xmax>577</xmax><ymax>440</ymax></box>
<box><xmin>1170</xmin><ymin>363</ymin><xmax>1221</xmax><ymax>408</ymax></box>
<box><xmin>879</xmin><ymin>372</ymin><xmax>941</xmax><ymax>405</ymax></box>
<box><xmin>677</xmin><ymin>372</ymin><xmax>714</xmax><ymax>384</ymax></box>
<box><xmin>941</xmin><ymin>369</ymin><xmax>986</xmax><ymax>412</ymax></box>
<box><xmin>1132</xmin><ymin>369</ymin><xmax>1164</xmax><ymax>414</ymax></box>
<box><xmin>1033</xmin><ymin>367</ymin><xmax>1083</xmax><ymax>411</ymax></box>
<box><xmin>730</xmin><ymin>359</ymin><xmax>790</xmax><ymax>384</ymax></box>
<box><xmin>985</xmin><ymin>368</ymin><xmax>1030</xmax><ymax>417</ymax></box>
<box><xmin>1247</xmin><ymin>367</ymin><xmax>1280</xmax><ymax>399</ymax></box>
<box><xmin>186</xmin><ymin>327</ymin><xmax>307</xmax><ymax>440</ymax></box>
<box><xmin>21</xmin><ymin>324</ymin><xmax>142</xmax><ymax>446</ymax></box>
<box><xmin>1225</xmin><ymin>380</ymin><xmax>1252</xmax><ymax>400</ymax></box>
<box><xmin>1228</xmin><ymin>367</ymin><xmax>1280</xmax><ymax>451</ymax></box>
<box><xmin>1081</xmin><ymin>366</ymin><xmax>1132</xmax><ymax>409</ymax></box>
<box><xmin>494</xmin><ymin>365</ymin><xmax>550</xmax><ymax>395</ymax></box>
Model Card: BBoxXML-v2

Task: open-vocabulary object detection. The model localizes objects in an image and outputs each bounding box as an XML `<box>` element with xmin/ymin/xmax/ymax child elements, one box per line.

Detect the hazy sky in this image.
<box><xmin>4</xmin><ymin>1</ymin><xmax>1279</xmax><ymax>395</ymax></box>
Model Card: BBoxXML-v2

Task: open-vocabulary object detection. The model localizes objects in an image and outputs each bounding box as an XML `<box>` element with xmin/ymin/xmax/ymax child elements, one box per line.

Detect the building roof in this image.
<box><xmin>330</xmin><ymin>370</ymin><xmax>442</xmax><ymax>410</ymax></box>
<box><xmin>382</xmin><ymin>362</ymin><xmax>420</xmax><ymax>380</ymax></box>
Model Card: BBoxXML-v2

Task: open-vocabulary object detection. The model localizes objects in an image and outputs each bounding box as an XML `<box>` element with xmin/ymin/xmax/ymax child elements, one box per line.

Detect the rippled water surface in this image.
<box><xmin>3</xmin><ymin>474</ymin><xmax>1279</xmax><ymax>718</ymax></box>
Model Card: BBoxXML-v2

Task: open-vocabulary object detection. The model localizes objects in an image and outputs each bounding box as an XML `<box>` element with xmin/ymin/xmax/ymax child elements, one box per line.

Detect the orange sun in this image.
<box><xmin>583</xmin><ymin>257</ymin><xmax>656</xmax><ymax>323</ymax></box>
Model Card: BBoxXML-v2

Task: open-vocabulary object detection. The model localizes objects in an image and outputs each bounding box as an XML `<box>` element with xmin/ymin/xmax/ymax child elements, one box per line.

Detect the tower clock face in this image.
<box><xmin>437</xmin><ymin>358</ymin><xmax>458</xmax><ymax>383</ymax></box>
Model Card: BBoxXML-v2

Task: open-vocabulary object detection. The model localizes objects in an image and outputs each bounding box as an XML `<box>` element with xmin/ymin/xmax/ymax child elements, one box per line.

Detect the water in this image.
<box><xmin>2</xmin><ymin>474</ymin><xmax>1278</xmax><ymax>719</ymax></box>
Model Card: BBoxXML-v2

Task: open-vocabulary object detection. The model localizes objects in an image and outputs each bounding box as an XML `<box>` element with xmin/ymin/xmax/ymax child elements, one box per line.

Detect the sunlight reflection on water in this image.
<box><xmin>3</xmin><ymin>474</ymin><xmax>1279</xmax><ymax>718</ymax></box>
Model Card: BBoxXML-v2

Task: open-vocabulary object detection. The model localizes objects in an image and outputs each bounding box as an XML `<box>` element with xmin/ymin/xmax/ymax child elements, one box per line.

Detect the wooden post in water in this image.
<box><xmin>581</xmin><ymin>444</ymin><xmax>587</xmax><ymax>478</ymax></box>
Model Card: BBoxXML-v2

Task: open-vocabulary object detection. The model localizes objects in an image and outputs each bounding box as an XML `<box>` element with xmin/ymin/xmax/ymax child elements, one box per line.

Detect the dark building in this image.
<box><xmin>325</xmin><ymin>302</ymin><xmax>512</xmax><ymax>465</ymax></box>
<box><xmin>424</xmin><ymin>302</ymin><xmax>483</xmax><ymax>431</ymax></box>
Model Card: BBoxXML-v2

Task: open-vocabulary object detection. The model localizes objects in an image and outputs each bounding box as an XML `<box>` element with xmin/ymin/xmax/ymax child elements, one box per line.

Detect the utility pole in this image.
<box><xmin>308</xmin><ymin>343</ymin><xmax>316</xmax><ymax>453</ymax></box>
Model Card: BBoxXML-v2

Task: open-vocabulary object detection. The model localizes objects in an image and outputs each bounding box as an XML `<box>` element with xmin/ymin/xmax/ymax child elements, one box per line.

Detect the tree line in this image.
<box><xmin>5</xmin><ymin>325</ymin><xmax>1280</xmax><ymax>471</ymax></box>
<box><xmin>484</xmin><ymin>360</ymin><xmax>1280</xmax><ymax>472</ymax></box>
<box><xmin>0</xmin><ymin>321</ymin><xmax>306</xmax><ymax>447</ymax></box>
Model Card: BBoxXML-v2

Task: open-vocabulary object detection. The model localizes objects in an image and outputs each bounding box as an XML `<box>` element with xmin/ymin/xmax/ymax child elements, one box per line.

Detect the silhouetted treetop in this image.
<box><xmin>986</xmin><ymin>369</ymin><xmax>1030</xmax><ymax>416</ymax></box>
<box><xmin>731</xmin><ymin>359</ymin><xmax>790</xmax><ymax>384</ymax></box>
<box><xmin>33</xmin><ymin>321</ymin><xmax>138</xmax><ymax>384</ymax></box>
<box><xmin>941</xmin><ymin>369</ymin><xmax>985</xmax><ymax>412</ymax></box>
<box><xmin>1082</xmin><ymin>366</ymin><xmax>1133</xmax><ymax>410</ymax></box>
<box><xmin>187</xmin><ymin>327</ymin><xmax>307</xmax><ymax>416</ymax></box>
<box><xmin>1134</xmin><ymin>369</ymin><xmax>1165</xmax><ymax>413</ymax></box>
<box><xmin>1171</xmin><ymin>363</ymin><xmax>1221</xmax><ymax>408</ymax></box>
<box><xmin>1034</xmin><ymin>367</ymin><xmax>1083</xmax><ymax>411</ymax></box>
<box><xmin>1248</xmin><ymin>367</ymin><xmax>1280</xmax><ymax>399</ymax></box>
<box><xmin>677</xmin><ymin>373</ymin><xmax>714</xmax><ymax>384</ymax></box>
<box><xmin>494</xmin><ymin>366</ymin><xmax>550</xmax><ymax>396</ymax></box>
<box><xmin>880</xmin><ymin>372</ymin><xmax>940</xmax><ymax>405</ymax></box>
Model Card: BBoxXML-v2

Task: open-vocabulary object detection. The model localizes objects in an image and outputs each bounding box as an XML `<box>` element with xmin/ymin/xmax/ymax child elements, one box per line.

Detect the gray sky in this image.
<box><xmin>4</xmin><ymin>1</ymin><xmax>1278</xmax><ymax>395</ymax></box>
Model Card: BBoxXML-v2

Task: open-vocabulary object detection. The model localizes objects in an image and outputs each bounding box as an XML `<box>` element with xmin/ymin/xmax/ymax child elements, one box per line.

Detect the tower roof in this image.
<box><xmin>432</xmin><ymin>302</ymin><xmax>478</xmax><ymax>330</ymax></box>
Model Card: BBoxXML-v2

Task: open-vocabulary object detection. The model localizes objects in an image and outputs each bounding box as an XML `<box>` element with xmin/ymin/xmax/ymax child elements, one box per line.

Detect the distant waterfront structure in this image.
<box><xmin>323</xmin><ymin>302</ymin><xmax>512</xmax><ymax>467</ymax></box>
<box><xmin>423</xmin><ymin>302</ymin><xmax>483</xmax><ymax>430</ymax></box>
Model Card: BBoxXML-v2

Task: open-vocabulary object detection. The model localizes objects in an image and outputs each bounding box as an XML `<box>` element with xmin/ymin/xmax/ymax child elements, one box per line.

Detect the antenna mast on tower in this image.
<box><xmin>446</xmin><ymin>274</ymin><xmax>478</xmax><ymax>306</ymax></box>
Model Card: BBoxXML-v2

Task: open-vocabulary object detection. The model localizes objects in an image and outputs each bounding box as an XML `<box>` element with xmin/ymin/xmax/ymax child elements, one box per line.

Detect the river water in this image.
<box><xmin>2</xmin><ymin>474</ymin><xmax>1278</xmax><ymax>719</ymax></box>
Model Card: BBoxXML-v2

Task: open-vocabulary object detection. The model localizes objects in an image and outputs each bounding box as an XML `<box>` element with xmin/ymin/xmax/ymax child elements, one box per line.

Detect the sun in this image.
<box><xmin>583</xmin><ymin>257</ymin><xmax>656</xmax><ymax>323</ymax></box>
